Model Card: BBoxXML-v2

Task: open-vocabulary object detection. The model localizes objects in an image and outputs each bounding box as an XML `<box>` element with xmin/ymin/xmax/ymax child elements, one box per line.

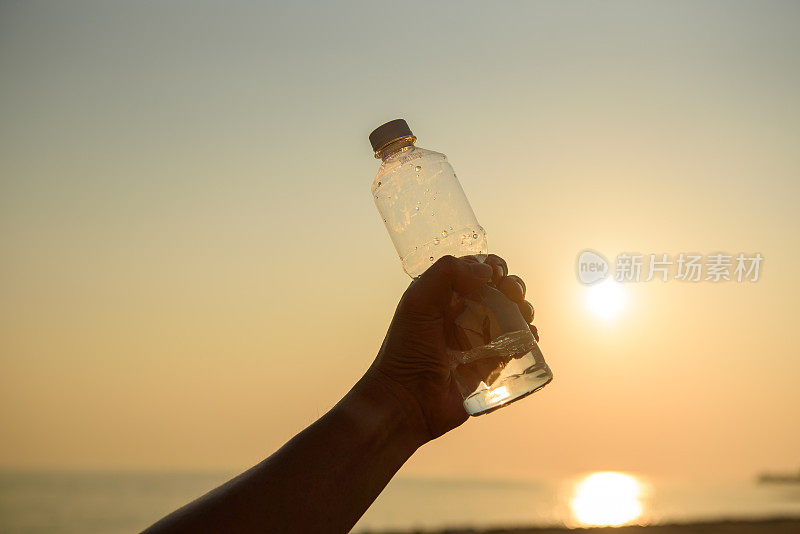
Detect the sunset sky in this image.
<box><xmin>1</xmin><ymin>1</ymin><xmax>798</xmax><ymax>481</ymax></box>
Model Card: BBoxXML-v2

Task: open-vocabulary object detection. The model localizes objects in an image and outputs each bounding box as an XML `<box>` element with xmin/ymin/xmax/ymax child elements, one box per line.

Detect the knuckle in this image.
<box><xmin>486</xmin><ymin>254</ymin><xmax>508</xmax><ymax>277</ymax></box>
<box><xmin>487</xmin><ymin>253</ymin><xmax>507</xmax><ymax>267</ymax></box>
<box><xmin>433</xmin><ymin>254</ymin><xmax>458</xmax><ymax>272</ymax></box>
<box><xmin>500</xmin><ymin>277</ymin><xmax>523</xmax><ymax>296</ymax></box>
<box><xmin>508</xmin><ymin>274</ymin><xmax>526</xmax><ymax>294</ymax></box>
<box><xmin>524</xmin><ymin>301</ymin><xmax>535</xmax><ymax>319</ymax></box>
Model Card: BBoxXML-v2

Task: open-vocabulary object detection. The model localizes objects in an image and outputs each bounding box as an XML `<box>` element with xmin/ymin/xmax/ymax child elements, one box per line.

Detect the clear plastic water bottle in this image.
<box><xmin>369</xmin><ymin>119</ymin><xmax>553</xmax><ymax>415</ymax></box>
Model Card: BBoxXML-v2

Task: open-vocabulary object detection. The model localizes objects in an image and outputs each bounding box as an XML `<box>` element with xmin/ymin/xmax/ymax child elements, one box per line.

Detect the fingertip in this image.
<box><xmin>498</xmin><ymin>277</ymin><xmax>525</xmax><ymax>302</ymax></box>
<box><xmin>506</xmin><ymin>274</ymin><xmax>526</xmax><ymax>297</ymax></box>
<box><xmin>519</xmin><ymin>300</ymin><xmax>534</xmax><ymax>323</ymax></box>
<box><xmin>529</xmin><ymin>323</ymin><xmax>540</xmax><ymax>342</ymax></box>
<box><xmin>485</xmin><ymin>254</ymin><xmax>508</xmax><ymax>277</ymax></box>
<box><xmin>470</xmin><ymin>262</ymin><xmax>492</xmax><ymax>279</ymax></box>
<box><xmin>493</xmin><ymin>265</ymin><xmax>504</xmax><ymax>284</ymax></box>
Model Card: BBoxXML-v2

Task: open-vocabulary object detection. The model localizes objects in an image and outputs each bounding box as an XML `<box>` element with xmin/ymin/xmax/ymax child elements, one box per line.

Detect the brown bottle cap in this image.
<box><xmin>369</xmin><ymin>119</ymin><xmax>413</xmax><ymax>152</ymax></box>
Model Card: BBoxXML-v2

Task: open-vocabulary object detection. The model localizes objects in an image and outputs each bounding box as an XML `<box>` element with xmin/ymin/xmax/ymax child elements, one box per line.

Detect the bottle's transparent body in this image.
<box><xmin>372</xmin><ymin>142</ymin><xmax>553</xmax><ymax>415</ymax></box>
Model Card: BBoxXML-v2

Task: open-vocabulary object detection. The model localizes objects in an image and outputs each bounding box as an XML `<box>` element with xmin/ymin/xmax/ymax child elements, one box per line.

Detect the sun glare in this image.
<box><xmin>486</xmin><ymin>385</ymin><xmax>510</xmax><ymax>404</ymax></box>
<box><xmin>570</xmin><ymin>472</ymin><xmax>644</xmax><ymax>527</ymax></box>
<box><xmin>585</xmin><ymin>279</ymin><xmax>625</xmax><ymax>319</ymax></box>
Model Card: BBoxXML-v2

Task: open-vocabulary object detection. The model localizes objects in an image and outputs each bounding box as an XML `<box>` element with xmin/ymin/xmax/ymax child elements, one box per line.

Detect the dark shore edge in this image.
<box><xmin>367</xmin><ymin>517</ymin><xmax>800</xmax><ymax>534</ymax></box>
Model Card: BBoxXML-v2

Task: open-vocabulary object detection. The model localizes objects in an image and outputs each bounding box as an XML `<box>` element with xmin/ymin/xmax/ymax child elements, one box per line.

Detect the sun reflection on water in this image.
<box><xmin>570</xmin><ymin>472</ymin><xmax>646</xmax><ymax>527</ymax></box>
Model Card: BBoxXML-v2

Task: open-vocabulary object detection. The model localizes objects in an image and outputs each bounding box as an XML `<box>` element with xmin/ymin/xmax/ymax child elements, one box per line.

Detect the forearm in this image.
<box><xmin>144</xmin><ymin>375</ymin><xmax>422</xmax><ymax>534</ymax></box>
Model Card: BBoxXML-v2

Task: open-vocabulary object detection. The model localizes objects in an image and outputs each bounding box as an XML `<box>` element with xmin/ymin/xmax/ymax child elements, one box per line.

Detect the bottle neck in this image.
<box><xmin>375</xmin><ymin>135</ymin><xmax>417</xmax><ymax>160</ymax></box>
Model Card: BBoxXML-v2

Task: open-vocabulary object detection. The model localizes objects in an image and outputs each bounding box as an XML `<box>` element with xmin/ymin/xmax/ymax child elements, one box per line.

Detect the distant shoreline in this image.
<box><xmin>371</xmin><ymin>517</ymin><xmax>800</xmax><ymax>534</ymax></box>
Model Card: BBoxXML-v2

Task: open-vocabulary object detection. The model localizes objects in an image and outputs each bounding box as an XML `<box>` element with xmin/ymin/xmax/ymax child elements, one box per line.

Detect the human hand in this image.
<box><xmin>361</xmin><ymin>254</ymin><xmax>539</xmax><ymax>448</ymax></box>
<box><xmin>143</xmin><ymin>257</ymin><xmax>539</xmax><ymax>534</ymax></box>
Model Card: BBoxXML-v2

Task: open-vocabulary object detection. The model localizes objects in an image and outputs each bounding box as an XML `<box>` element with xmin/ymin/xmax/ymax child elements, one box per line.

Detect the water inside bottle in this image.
<box><xmin>449</xmin><ymin>330</ymin><xmax>552</xmax><ymax>416</ymax></box>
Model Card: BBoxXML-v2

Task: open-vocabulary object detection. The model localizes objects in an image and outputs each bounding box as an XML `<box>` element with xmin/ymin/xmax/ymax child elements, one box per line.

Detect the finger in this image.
<box><xmin>485</xmin><ymin>254</ymin><xmax>508</xmax><ymax>276</ymax></box>
<box><xmin>519</xmin><ymin>300</ymin><xmax>534</xmax><ymax>323</ymax></box>
<box><xmin>459</xmin><ymin>254</ymin><xmax>496</xmax><ymax>281</ymax></box>
<box><xmin>409</xmin><ymin>255</ymin><xmax>492</xmax><ymax>308</ymax></box>
<box><xmin>529</xmin><ymin>323</ymin><xmax>540</xmax><ymax>342</ymax></box>
<box><xmin>458</xmin><ymin>255</ymin><xmax>503</xmax><ymax>286</ymax></box>
<box><xmin>484</xmin><ymin>254</ymin><xmax>508</xmax><ymax>285</ymax></box>
<box><xmin>497</xmin><ymin>276</ymin><xmax>525</xmax><ymax>303</ymax></box>
<box><xmin>505</xmin><ymin>274</ymin><xmax>526</xmax><ymax>297</ymax></box>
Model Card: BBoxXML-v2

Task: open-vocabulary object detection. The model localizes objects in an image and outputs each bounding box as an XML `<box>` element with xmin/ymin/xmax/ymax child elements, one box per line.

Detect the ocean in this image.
<box><xmin>1</xmin><ymin>471</ymin><xmax>799</xmax><ymax>533</ymax></box>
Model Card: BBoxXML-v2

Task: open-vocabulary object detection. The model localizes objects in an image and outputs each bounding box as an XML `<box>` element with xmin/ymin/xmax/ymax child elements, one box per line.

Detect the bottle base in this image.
<box><xmin>462</xmin><ymin>359</ymin><xmax>553</xmax><ymax>416</ymax></box>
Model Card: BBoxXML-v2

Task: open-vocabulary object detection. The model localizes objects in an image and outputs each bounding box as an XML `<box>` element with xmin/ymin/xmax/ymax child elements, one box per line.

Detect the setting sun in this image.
<box><xmin>585</xmin><ymin>279</ymin><xmax>626</xmax><ymax>319</ymax></box>
<box><xmin>570</xmin><ymin>472</ymin><xmax>645</xmax><ymax>527</ymax></box>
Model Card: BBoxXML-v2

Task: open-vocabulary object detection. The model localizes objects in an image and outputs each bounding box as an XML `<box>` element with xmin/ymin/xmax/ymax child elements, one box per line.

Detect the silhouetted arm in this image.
<box><xmin>143</xmin><ymin>376</ymin><xmax>422</xmax><ymax>533</ymax></box>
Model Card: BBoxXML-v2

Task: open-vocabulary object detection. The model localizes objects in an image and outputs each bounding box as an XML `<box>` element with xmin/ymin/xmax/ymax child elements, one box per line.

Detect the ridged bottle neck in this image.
<box><xmin>375</xmin><ymin>135</ymin><xmax>416</xmax><ymax>161</ymax></box>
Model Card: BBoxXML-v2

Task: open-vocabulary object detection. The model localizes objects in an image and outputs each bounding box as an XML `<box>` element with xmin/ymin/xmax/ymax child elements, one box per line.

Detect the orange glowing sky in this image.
<box><xmin>1</xmin><ymin>1</ymin><xmax>799</xmax><ymax>480</ymax></box>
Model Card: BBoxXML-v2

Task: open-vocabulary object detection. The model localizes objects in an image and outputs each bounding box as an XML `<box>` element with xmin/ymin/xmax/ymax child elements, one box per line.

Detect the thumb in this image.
<box><xmin>406</xmin><ymin>255</ymin><xmax>493</xmax><ymax>309</ymax></box>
